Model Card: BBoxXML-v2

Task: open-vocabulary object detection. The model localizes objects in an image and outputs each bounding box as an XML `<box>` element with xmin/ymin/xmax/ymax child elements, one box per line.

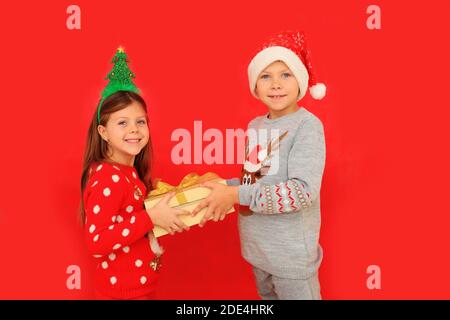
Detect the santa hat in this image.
<box><xmin>248</xmin><ymin>31</ymin><xmax>326</xmax><ymax>101</ymax></box>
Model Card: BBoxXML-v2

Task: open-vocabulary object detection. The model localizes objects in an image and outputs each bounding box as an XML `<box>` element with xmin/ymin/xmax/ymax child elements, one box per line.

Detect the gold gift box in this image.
<box><xmin>144</xmin><ymin>172</ymin><xmax>235</xmax><ymax>237</ymax></box>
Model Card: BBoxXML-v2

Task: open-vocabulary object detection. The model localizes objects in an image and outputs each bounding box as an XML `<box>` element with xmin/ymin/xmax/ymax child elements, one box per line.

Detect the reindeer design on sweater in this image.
<box><xmin>239</xmin><ymin>130</ymin><xmax>288</xmax><ymax>216</ymax></box>
<box><xmin>241</xmin><ymin>131</ymin><xmax>288</xmax><ymax>186</ymax></box>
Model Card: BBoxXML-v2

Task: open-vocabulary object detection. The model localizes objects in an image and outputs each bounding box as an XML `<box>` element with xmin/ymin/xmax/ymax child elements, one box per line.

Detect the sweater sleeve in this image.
<box><xmin>226</xmin><ymin>178</ymin><xmax>241</xmax><ymax>186</ymax></box>
<box><xmin>238</xmin><ymin>119</ymin><xmax>326</xmax><ymax>214</ymax></box>
<box><xmin>84</xmin><ymin>165</ymin><xmax>154</xmax><ymax>257</ymax></box>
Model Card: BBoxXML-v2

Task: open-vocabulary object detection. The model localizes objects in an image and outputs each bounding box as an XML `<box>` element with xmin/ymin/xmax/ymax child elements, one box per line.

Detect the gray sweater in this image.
<box><xmin>235</xmin><ymin>107</ymin><xmax>326</xmax><ymax>279</ymax></box>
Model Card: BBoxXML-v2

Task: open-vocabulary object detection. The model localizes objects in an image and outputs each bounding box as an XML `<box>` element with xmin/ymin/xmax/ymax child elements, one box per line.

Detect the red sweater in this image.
<box><xmin>83</xmin><ymin>161</ymin><xmax>158</xmax><ymax>299</ymax></box>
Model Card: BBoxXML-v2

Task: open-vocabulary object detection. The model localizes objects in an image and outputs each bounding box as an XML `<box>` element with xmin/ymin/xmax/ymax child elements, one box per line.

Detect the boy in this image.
<box><xmin>193</xmin><ymin>31</ymin><xmax>326</xmax><ymax>300</ymax></box>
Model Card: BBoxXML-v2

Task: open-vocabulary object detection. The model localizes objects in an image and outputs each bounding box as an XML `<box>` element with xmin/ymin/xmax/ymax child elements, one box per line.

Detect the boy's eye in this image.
<box><xmin>138</xmin><ymin>119</ymin><xmax>147</xmax><ymax>125</ymax></box>
<box><xmin>118</xmin><ymin>121</ymin><xmax>126</xmax><ymax>126</ymax></box>
<box><xmin>260</xmin><ymin>74</ymin><xmax>270</xmax><ymax>80</ymax></box>
<box><xmin>281</xmin><ymin>72</ymin><xmax>291</xmax><ymax>78</ymax></box>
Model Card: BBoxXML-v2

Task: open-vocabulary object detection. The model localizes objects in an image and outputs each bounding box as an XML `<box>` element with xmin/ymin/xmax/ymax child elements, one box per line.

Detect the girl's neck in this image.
<box><xmin>107</xmin><ymin>152</ymin><xmax>135</xmax><ymax>167</ymax></box>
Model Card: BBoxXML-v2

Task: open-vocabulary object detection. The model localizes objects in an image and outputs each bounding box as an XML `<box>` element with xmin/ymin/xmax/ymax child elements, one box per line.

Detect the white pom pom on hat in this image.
<box><xmin>309</xmin><ymin>83</ymin><xmax>326</xmax><ymax>100</ymax></box>
<box><xmin>248</xmin><ymin>31</ymin><xmax>326</xmax><ymax>101</ymax></box>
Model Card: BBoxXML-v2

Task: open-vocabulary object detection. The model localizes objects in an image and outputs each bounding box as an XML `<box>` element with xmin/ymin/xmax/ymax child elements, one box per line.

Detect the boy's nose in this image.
<box><xmin>271</xmin><ymin>81</ymin><xmax>282</xmax><ymax>89</ymax></box>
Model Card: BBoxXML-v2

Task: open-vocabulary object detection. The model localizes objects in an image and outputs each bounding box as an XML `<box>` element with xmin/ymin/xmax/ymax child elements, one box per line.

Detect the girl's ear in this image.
<box><xmin>97</xmin><ymin>125</ymin><xmax>109</xmax><ymax>142</ymax></box>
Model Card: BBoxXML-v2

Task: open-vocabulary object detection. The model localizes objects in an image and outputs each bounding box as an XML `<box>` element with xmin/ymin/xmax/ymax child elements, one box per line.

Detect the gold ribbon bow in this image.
<box><xmin>148</xmin><ymin>172</ymin><xmax>220</xmax><ymax>205</ymax></box>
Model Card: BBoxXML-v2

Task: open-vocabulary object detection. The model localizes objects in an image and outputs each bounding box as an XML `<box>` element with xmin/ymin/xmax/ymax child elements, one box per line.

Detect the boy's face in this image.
<box><xmin>97</xmin><ymin>101</ymin><xmax>150</xmax><ymax>162</ymax></box>
<box><xmin>255</xmin><ymin>61</ymin><xmax>299</xmax><ymax>118</ymax></box>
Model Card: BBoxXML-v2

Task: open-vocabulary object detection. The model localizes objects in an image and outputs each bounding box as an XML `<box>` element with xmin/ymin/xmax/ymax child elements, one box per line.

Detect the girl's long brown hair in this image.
<box><xmin>79</xmin><ymin>91</ymin><xmax>153</xmax><ymax>226</ymax></box>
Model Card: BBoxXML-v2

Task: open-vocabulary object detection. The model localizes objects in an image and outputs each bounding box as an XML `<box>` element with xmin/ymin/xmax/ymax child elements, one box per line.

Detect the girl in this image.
<box><xmin>80</xmin><ymin>49</ymin><xmax>189</xmax><ymax>300</ymax></box>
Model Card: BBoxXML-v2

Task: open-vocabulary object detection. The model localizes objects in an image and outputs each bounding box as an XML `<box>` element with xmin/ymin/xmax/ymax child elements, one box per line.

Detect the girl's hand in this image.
<box><xmin>191</xmin><ymin>183</ymin><xmax>238</xmax><ymax>227</ymax></box>
<box><xmin>146</xmin><ymin>192</ymin><xmax>190</xmax><ymax>235</ymax></box>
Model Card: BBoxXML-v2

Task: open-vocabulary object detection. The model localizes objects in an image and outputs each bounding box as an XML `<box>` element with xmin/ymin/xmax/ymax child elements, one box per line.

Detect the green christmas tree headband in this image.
<box><xmin>97</xmin><ymin>46</ymin><xmax>140</xmax><ymax>123</ymax></box>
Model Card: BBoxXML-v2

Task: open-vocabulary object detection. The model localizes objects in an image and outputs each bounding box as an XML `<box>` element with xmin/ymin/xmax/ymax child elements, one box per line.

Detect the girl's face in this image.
<box><xmin>255</xmin><ymin>61</ymin><xmax>300</xmax><ymax>119</ymax></box>
<box><xmin>97</xmin><ymin>101</ymin><xmax>149</xmax><ymax>165</ymax></box>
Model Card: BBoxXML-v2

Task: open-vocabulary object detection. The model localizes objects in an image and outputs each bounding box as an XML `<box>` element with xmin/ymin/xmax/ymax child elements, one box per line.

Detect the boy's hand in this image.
<box><xmin>147</xmin><ymin>192</ymin><xmax>190</xmax><ymax>235</ymax></box>
<box><xmin>191</xmin><ymin>182</ymin><xmax>238</xmax><ymax>227</ymax></box>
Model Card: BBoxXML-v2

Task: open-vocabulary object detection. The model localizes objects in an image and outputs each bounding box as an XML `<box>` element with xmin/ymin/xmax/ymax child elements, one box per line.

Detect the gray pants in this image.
<box><xmin>253</xmin><ymin>267</ymin><xmax>321</xmax><ymax>300</ymax></box>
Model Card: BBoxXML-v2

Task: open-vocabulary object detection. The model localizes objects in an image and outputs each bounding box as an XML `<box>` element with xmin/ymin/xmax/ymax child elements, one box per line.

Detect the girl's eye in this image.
<box><xmin>138</xmin><ymin>120</ymin><xmax>147</xmax><ymax>125</ymax></box>
<box><xmin>260</xmin><ymin>74</ymin><xmax>270</xmax><ymax>80</ymax></box>
<box><xmin>282</xmin><ymin>72</ymin><xmax>291</xmax><ymax>78</ymax></box>
<box><xmin>118</xmin><ymin>121</ymin><xmax>126</xmax><ymax>126</ymax></box>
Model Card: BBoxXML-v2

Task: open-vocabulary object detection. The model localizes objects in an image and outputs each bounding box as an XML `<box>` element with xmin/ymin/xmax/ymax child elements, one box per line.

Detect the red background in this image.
<box><xmin>0</xmin><ymin>0</ymin><xmax>449</xmax><ymax>299</ymax></box>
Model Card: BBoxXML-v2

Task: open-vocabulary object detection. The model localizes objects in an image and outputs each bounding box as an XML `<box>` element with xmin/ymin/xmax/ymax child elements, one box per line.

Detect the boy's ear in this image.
<box><xmin>97</xmin><ymin>125</ymin><xmax>109</xmax><ymax>142</ymax></box>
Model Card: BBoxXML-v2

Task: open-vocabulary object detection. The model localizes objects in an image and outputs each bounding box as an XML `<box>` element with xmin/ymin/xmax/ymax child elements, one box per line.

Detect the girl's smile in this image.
<box><xmin>125</xmin><ymin>138</ymin><xmax>142</xmax><ymax>143</ymax></box>
<box><xmin>124</xmin><ymin>137</ymin><xmax>143</xmax><ymax>145</ymax></box>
